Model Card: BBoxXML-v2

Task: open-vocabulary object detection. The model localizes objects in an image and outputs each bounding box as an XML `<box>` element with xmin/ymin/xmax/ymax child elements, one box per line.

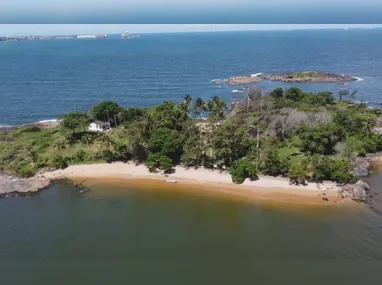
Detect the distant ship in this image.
<box><xmin>121</xmin><ymin>31</ymin><xmax>139</xmax><ymax>39</ymax></box>
<box><xmin>122</xmin><ymin>31</ymin><xmax>130</xmax><ymax>38</ymax></box>
<box><xmin>95</xmin><ymin>33</ymin><xmax>107</xmax><ymax>38</ymax></box>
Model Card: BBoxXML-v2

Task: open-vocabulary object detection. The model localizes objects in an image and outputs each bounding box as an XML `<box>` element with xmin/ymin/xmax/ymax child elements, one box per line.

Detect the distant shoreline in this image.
<box><xmin>41</xmin><ymin>162</ymin><xmax>343</xmax><ymax>206</ymax></box>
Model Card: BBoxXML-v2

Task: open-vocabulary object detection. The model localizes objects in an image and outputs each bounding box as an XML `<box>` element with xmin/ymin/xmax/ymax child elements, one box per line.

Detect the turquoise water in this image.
<box><xmin>1</xmin><ymin>30</ymin><xmax>382</xmax><ymax>126</ymax></box>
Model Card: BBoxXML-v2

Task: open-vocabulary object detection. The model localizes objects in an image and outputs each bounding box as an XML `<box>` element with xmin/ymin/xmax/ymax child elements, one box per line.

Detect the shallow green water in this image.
<box><xmin>1</xmin><ymin>176</ymin><xmax>382</xmax><ymax>284</ymax></box>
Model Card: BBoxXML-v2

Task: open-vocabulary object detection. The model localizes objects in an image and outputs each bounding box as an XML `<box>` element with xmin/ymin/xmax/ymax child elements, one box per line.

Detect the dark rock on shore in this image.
<box><xmin>340</xmin><ymin>180</ymin><xmax>371</xmax><ymax>202</ymax></box>
<box><xmin>258</xmin><ymin>71</ymin><xmax>356</xmax><ymax>83</ymax></box>
<box><xmin>0</xmin><ymin>173</ymin><xmax>52</xmax><ymax>197</ymax></box>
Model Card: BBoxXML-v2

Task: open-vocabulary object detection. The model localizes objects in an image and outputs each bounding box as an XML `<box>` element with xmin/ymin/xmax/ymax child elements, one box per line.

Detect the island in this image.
<box><xmin>1</xmin><ymin>87</ymin><xmax>380</xmax><ymax>204</ymax></box>
<box><xmin>222</xmin><ymin>71</ymin><xmax>357</xmax><ymax>85</ymax></box>
<box><xmin>259</xmin><ymin>71</ymin><xmax>357</xmax><ymax>83</ymax></box>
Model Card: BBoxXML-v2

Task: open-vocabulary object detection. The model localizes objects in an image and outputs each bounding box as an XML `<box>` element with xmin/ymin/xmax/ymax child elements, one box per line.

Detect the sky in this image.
<box><xmin>1</xmin><ymin>1</ymin><xmax>382</xmax><ymax>23</ymax></box>
<box><xmin>1</xmin><ymin>24</ymin><xmax>382</xmax><ymax>36</ymax></box>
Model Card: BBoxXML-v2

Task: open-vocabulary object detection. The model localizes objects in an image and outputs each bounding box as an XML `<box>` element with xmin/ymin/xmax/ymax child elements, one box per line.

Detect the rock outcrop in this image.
<box><xmin>340</xmin><ymin>180</ymin><xmax>371</xmax><ymax>202</ymax></box>
<box><xmin>258</xmin><ymin>71</ymin><xmax>356</xmax><ymax>83</ymax></box>
<box><xmin>227</xmin><ymin>76</ymin><xmax>263</xmax><ymax>85</ymax></box>
<box><xmin>0</xmin><ymin>173</ymin><xmax>52</xmax><ymax>197</ymax></box>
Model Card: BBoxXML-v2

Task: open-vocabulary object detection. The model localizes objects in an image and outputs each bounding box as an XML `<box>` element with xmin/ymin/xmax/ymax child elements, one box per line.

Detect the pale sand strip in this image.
<box><xmin>41</xmin><ymin>162</ymin><xmax>343</xmax><ymax>205</ymax></box>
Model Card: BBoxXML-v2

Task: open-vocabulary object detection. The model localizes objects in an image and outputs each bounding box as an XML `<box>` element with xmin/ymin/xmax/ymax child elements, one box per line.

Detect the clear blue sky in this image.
<box><xmin>1</xmin><ymin>24</ymin><xmax>382</xmax><ymax>36</ymax></box>
<box><xmin>1</xmin><ymin>1</ymin><xmax>382</xmax><ymax>24</ymax></box>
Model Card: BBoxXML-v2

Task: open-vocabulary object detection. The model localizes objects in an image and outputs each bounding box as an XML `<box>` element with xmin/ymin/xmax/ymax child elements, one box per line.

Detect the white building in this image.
<box><xmin>88</xmin><ymin>121</ymin><xmax>111</xmax><ymax>132</ymax></box>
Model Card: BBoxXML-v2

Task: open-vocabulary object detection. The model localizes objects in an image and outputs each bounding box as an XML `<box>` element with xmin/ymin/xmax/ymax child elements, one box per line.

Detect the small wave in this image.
<box><xmin>354</xmin><ymin>77</ymin><xmax>364</xmax><ymax>81</ymax></box>
<box><xmin>38</xmin><ymin>119</ymin><xmax>59</xmax><ymax>123</ymax></box>
<box><xmin>232</xmin><ymin>89</ymin><xmax>244</xmax><ymax>93</ymax></box>
<box><xmin>251</xmin><ymin>73</ymin><xmax>263</xmax><ymax>77</ymax></box>
<box><xmin>0</xmin><ymin>124</ymin><xmax>12</xmax><ymax>128</ymax></box>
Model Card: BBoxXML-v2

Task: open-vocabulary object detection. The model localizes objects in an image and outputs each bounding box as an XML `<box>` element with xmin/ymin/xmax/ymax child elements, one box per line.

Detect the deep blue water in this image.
<box><xmin>1</xmin><ymin>29</ymin><xmax>382</xmax><ymax>126</ymax></box>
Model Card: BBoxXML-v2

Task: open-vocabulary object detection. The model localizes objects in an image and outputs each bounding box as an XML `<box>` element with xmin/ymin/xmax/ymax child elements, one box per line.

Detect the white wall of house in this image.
<box><xmin>88</xmin><ymin>122</ymin><xmax>111</xmax><ymax>132</ymax></box>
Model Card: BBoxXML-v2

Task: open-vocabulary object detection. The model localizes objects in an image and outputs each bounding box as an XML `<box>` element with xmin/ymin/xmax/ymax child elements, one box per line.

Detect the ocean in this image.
<box><xmin>2</xmin><ymin>30</ymin><xmax>382</xmax><ymax>282</ymax></box>
<box><xmin>1</xmin><ymin>29</ymin><xmax>382</xmax><ymax>127</ymax></box>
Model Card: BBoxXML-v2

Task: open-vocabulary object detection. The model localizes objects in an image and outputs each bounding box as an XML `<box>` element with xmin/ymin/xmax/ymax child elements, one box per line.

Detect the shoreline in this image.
<box><xmin>41</xmin><ymin>162</ymin><xmax>344</xmax><ymax>206</ymax></box>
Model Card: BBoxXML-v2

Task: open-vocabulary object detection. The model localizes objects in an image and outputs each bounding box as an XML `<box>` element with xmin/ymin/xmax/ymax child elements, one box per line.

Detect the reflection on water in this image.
<box><xmin>1</xmin><ymin>176</ymin><xmax>382</xmax><ymax>282</ymax></box>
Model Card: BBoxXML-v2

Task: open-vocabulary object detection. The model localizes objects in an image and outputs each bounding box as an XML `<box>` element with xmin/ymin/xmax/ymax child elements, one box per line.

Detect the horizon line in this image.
<box><xmin>2</xmin><ymin>25</ymin><xmax>381</xmax><ymax>37</ymax></box>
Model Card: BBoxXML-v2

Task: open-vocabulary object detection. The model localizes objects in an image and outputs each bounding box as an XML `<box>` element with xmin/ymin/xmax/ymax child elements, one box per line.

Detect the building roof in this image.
<box><xmin>93</xmin><ymin>121</ymin><xmax>110</xmax><ymax>126</ymax></box>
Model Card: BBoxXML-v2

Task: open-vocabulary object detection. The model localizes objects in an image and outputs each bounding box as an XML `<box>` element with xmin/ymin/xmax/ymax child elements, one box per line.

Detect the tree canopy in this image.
<box><xmin>91</xmin><ymin>101</ymin><xmax>123</xmax><ymax>126</ymax></box>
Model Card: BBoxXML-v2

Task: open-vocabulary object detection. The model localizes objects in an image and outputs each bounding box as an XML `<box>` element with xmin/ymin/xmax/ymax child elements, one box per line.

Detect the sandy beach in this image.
<box><xmin>41</xmin><ymin>162</ymin><xmax>344</xmax><ymax>205</ymax></box>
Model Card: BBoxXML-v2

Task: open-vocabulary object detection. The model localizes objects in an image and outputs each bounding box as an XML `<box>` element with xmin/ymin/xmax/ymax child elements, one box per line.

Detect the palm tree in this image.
<box><xmin>208</xmin><ymin>96</ymin><xmax>227</xmax><ymax>119</ymax></box>
<box><xmin>350</xmin><ymin>90</ymin><xmax>358</xmax><ymax>98</ymax></box>
<box><xmin>338</xmin><ymin>90</ymin><xmax>349</xmax><ymax>101</ymax></box>
<box><xmin>194</xmin><ymin>98</ymin><xmax>207</xmax><ymax>119</ymax></box>
<box><xmin>180</xmin><ymin>95</ymin><xmax>193</xmax><ymax>119</ymax></box>
<box><xmin>96</xmin><ymin>134</ymin><xmax>115</xmax><ymax>161</ymax></box>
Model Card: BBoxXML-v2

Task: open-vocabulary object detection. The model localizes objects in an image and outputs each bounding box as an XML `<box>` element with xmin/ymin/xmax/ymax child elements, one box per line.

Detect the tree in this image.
<box><xmin>288</xmin><ymin>160</ymin><xmax>309</xmax><ymax>185</ymax></box>
<box><xmin>338</xmin><ymin>90</ymin><xmax>349</xmax><ymax>101</ymax></box>
<box><xmin>229</xmin><ymin>158</ymin><xmax>257</xmax><ymax>184</ymax></box>
<box><xmin>285</xmin><ymin>87</ymin><xmax>304</xmax><ymax>101</ymax></box>
<box><xmin>207</xmin><ymin>96</ymin><xmax>227</xmax><ymax>119</ymax></box>
<box><xmin>60</xmin><ymin>112</ymin><xmax>90</xmax><ymax>133</ymax></box>
<box><xmin>145</xmin><ymin>153</ymin><xmax>173</xmax><ymax>173</ymax></box>
<box><xmin>179</xmin><ymin>95</ymin><xmax>193</xmax><ymax>119</ymax></box>
<box><xmin>91</xmin><ymin>101</ymin><xmax>123</xmax><ymax>126</ymax></box>
<box><xmin>298</xmin><ymin>123</ymin><xmax>345</xmax><ymax>155</ymax></box>
<box><xmin>151</xmin><ymin>101</ymin><xmax>186</xmax><ymax>131</ymax></box>
<box><xmin>193</xmin><ymin>98</ymin><xmax>207</xmax><ymax>119</ymax></box>
<box><xmin>312</xmin><ymin>156</ymin><xmax>357</xmax><ymax>184</ymax></box>
<box><xmin>211</xmin><ymin>120</ymin><xmax>250</xmax><ymax>166</ymax></box>
<box><xmin>263</xmin><ymin>150</ymin><xmax>290</xmax><ymax>176</ymax></box>
<box><xmin>130</xmin><ymin>137</ymin><xmax>147</xmax><ymax>163</ymax></box>
<box><xmin>148</xmin><ymin>127</ymin><xmax>181</xmax><ymax>160</ymax></box>
<box><xmin>181</xmin><ymin>123</ymin><xmax>209</xmax><ymax>167</ymax></box>
<box><xmin>121</xmin><ymin>107</ymin><xmax>147</xmax><ymax>122</ymax></box>
<box><xmin>270</xmin><ymin>88</ymin><xmax>284</xmax><ymax>100</ymax></box>
<box><xmin>114</xmin><ymin>144</ymin><xmax>132</xmax><ymax>162</ymax></box>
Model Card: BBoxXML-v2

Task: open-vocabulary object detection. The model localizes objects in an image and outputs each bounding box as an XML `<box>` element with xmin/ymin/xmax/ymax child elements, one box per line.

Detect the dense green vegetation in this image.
<box><xmin>1</xmin><ymin>87</ymin><xmax>381</xmax><ymax>185</ymax></box>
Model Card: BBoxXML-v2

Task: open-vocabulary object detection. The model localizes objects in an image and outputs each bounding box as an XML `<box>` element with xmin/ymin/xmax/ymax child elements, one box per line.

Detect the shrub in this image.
<box><xmin>229</xmin><ymin>158</ymin><xmax>257</xmax><ymax>184</ymax></box>
<box><xmin>52</xmin><ymin>155</ymin><xmax>68</xmax><ymax>169</ymax></box>
<box><xmin>145</xmin><ymin>153</ymin><xmax>173</xmax><ymax>172</ymax></box>
<box><xmin>262</xmin><ymin>150</ymin><xmax>290</xmax><ymax>177</ymax></box>
<box><xmin>288</xmin><ymin>161</ymin><xmax>309</xmax><ymax>185</ymax></box>
<box><xmin>18</xmin><ymin>164</ymin><xmax>37</xmax><ymax>178</ymax></box>
<box><xmin>313</xmin><ymin>156</ymin><xmax>357</xmax><ymax>184</ymax></box>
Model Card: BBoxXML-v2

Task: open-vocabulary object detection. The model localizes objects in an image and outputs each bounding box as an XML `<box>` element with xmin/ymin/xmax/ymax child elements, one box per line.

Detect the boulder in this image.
<box><xmin>355</xmin><ymin>180</ymin><xmax>370</xmax><ymax>191</ymax></box>
<box><xmin>340</xmin><ymin>180</ymin><xmax>371</xmax><ymax>202</ymax></box>
<box><xmin>351</xmin><ymin>158</ymin><xmax>370</xmax><ymax>177</ymax></box>
<box><xmin>352</xmin><ymin>185</ymin><xmax>367</xmax><ymax>202</ymax></box>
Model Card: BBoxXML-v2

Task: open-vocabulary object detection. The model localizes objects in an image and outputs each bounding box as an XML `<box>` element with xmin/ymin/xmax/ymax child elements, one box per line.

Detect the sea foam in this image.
<box><xmin>251</xmin><ymin>73</ymin><xmax>263</xmax><ymax>77</ymax></box>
